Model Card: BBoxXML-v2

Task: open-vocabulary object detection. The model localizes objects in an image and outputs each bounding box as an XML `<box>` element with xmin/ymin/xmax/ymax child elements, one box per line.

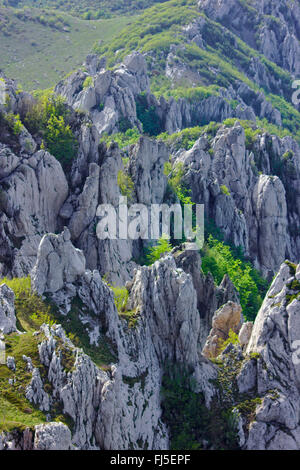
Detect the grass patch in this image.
<box><xmin>0</xmin><ymin>6</ymin><xmax>136</xmax><ymax>90</ymax></box>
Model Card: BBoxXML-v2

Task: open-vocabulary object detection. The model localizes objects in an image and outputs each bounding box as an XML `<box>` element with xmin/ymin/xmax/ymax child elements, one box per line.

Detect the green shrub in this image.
<box><xmin>82</xmin><ymin>76</ymin><xmax>93</xmax><ymax>89</ymax></box>
<box><xmin>220</xmin><ymin>185</ymin><xmax>230</xmax><ymax>196</ymax></box>
<box><xmin>136</xmin><ymin>93</ymin><xmax>161</xmax><ymax>136</ymax></box>
<box><xmin>201</xmin><ymin>235</ymin><xmax>269</xmax><ymax>321</ymax></box>
<box><xmin>161</xmin><ymin>363</ymin><xmax>239</xmax><ymax>450</ymax></box>
<box><xmin>4</xmin><ymin>113</ymin><xmax>23</xmax><ymax>135</ymax></box>
<box><xmin>219</xmin><ymin>329</ymin><xmax>240</xmax><ymax>353</ymax></box>
<box><xmin>146</xmin><ymin>235</ymin><xmax>172</xmax><ymax>265</ymax></box>
<box><xmin>117</xmin><ymin>170</ymin><xmax>134</xmax><ymax>201</ymax></box>
<box><xmin>24</xmin><ymin>90</ymin><xmax>77</xmax><ymax>167</ymax></box>
<box><xmin>101</xmin><ymin>127</ymin><xmax>140</xmax><ymax>149</ymax></box>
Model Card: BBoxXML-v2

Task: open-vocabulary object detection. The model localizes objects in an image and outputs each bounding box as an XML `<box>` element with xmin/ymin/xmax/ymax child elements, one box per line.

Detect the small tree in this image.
<box><xmin>146</xmin><ymin>235</ymin><xmax>172</xmax><ymax>265</ymax></box>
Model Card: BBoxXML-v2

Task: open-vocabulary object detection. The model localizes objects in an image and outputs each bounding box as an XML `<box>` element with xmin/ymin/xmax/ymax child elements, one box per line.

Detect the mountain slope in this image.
<box><xmin>0</xmin><ymin>5</ymin><xmax>135</xmax><ymax>90</ymax></box>
<box><xmin>0</xmin><ymin>0</ymin><xmax>300</xmax><ymax>451</ymax></box>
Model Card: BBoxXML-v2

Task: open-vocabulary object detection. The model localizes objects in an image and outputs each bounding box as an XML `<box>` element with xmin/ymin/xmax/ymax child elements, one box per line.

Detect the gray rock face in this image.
<box><xmin>198</xmin><ymin>0</ymin><xmax>300</xmax><ymax>75</ymax></box>
<box><xmin>0</xmin><ymin>144</ymin><xmax>68</xmax><ymax>278</ymax></box>
<box><xmin>239</xmin><ymin>261</ymin><xmax>300</xmax><ymax>450</ymax></box>
<box><xmin>26</xmin><ymin>232</ymin><xmax>220</xmax><ymax>449</ymax></box>
<box><xmin>175</xmin><ymin>122</ymin><xmax>300</xmax><ymax>277</ymax></box>
<box><xmin>26</xmin><ymin>368</ymin><xmax>51</xmax><ymax>412</ymax></box>
<box><xmin>55</xmin><ymin>52</ymin><xmax>149</xmax><ymax>136</ymax></box>
<box><xmin>31</xmin><ymin>227</ymin><xmax>86</xmax><ymax>296</ymax></box>
<box><xmin>34</xmin><ymin>422</ymin><xmax>73</xmax><ymax>450</ymax></box>
<box><xmin>0</xmin><ymin>284</ymin><xmax>17</xmax><ymax>334</ymax></box>
<box><xmin>202</xmin><ymin>301</ymin><xmax>243</xmax><ymax>358</ymax></box>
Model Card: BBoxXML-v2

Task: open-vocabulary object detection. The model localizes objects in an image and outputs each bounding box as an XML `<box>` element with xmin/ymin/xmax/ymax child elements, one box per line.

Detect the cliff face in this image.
<box><xmin>0</xmin><ymin>0</ymin><xmax>300</xmax><ymax>451</ymax></box>
<box><xmin>1</xmin><ymin>51</ymin><xmax>300</xmax><ymax>282</ymax></box>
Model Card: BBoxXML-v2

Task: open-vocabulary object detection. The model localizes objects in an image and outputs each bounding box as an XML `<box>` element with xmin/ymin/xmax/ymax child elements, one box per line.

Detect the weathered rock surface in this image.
<box><xmin>237</xmin><ymin>261</ymin><xmax>300</xmax><ymax>450</ymax></box>
<box><xmin>31</xmin><ymin>227</ymin><xmax>86</xmax><ymax>296</ymax></box>
<box><xmin>25</xmin><ymin>231</ymin><xmax>219</xmax><ymax>449</ymax></box>
<box><xmin>34</xmin><ymin>422</ymin><xmax>73</xmax><ymax>450</ymax></box>
<box><xmin>175</xmin><ymin>122</ymin><xmax>300</xmax><ymax>277</ymax></box>
<box><xmin>0</xmin><ymin>284</ymin><xmax>17</xmax><ymax>334</ymax></box>
<box><xmin>202</xmin><ymin>301</ymin><xmax>243</xmax><ymax>358</ymax></box>
<box><xmin>198</xmin><ymin>0</ymin><xmax>300</xmax><ymax>75</ymax></box>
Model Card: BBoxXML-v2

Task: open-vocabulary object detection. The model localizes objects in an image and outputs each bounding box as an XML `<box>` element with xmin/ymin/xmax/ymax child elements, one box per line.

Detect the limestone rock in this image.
<box><xmin>34</xmin><ymin>423</ymin><xmax>73</xmax><ymax>450</ymax></box>
<box><xmin>238</xmin><ymin>322</ymin><xmax>253</xmax><ymax>349</ymax></box>
<box><xmin>26</xmin><ymin>368</ymin><xmax>51</xmax><ymax>412</ymax></box>
<box><xmin>31</xmin><ymin>228</ymin><xmax>86</xmax><ymax>295</ymax></box>
<box><xmin>202</xmin><ymin>301</ymin><xmax>243</xmax><ymax>358</ymax></box>
<box><xmin>241</xmin><ymin>261</ymin><xmax>300</xmax><ymax>449</ymax></box>
<box><xmin>6</xmin><ymin>356</ymin><xmax>16</xmax><ymax>371</ymax></box>
<box><xmin>0</xmin><ymin>284</ymin><xmax>17</xmax><ymax>334</ymax></box>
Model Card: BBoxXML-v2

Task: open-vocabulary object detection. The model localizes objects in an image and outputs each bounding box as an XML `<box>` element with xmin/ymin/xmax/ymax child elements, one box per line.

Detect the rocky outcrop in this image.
<box><xmin>31</xmin><ymin>228</ymin><xmax>86</xmax><ymax>297</ymax></box>
<box><xmin>233</xmin><ymin>261</ymin><xmax>300</xmax><ymax>450</ymax></box>
<box><xmin>34</xmin><ymin>422</ymin><xmax>73</xmax><ymax>450</ymax></box>
<box><xmin>202</xmin><ymin>302</ymin><xmax>243</xmax><ymax>358</ymax></box>
<box><xmin>25</xmin><ymin>230</ymin><xmax>220</xmax><ymax>449</ymax></box>
<box><xmin>175</xmin><ymin>122</ymin><xmax>300</xmax><ymax>277</ymax></box>
<box><xmin>198</xmin><ymin>0</ymin><xmax>300</xmax><ymax>76</ymax></box>
<box><xmin>55</xmin><ymin>52</ymin><xmax>149</xmax><ymax>136</ymax></box>
<box><xmin>0</xmin><ymin>284</ymin><xmax>16</xmax><ymax>334</ymax></box>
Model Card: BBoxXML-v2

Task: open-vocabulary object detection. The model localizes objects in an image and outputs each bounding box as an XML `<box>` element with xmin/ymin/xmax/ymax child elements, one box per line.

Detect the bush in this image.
<box><xmin>146</xmin><ymin>235</ymin><xmax>172</xmax><ymax>265</ymax></box>
<box><xmin>220</xmin><ymin>185</ymin><xmax>230</xmax><ymax>196</ymax></box>
<box><xmin>117</xmin><ymin>170</ymin><xmax>134</xmax><ymax>201</ymax></box>
<box><xmin>161</xmin><ymin>363</ymin><xmax>239</xmax><ymax>450</ymax></box>
<box><xmin>101</xmin><ymin>127</ymin><xmax>140</xmax><ymax>149</ymax></box>
<box><xmin>24</xmin><ymin>91</ymin><xmax>77</xmax><ymax>168</ymax></box>
<box><xmin>201</xmin><ymin>235</ymin><xmax>269</xmax><ymax>321</ymax></box>
<box><xmin>136</xmin><ymin>93</ymin><xmax>161</xmax><ymax>136</ymax></box>
<box><xmin>82</xmin><ymin>76</ymin><xmax>93</xmax><ymax>88</ymax></box>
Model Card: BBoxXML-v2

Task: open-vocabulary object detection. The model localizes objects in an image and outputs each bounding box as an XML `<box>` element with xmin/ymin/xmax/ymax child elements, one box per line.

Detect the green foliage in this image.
<box><xmin>164</xmin><ymin>161</ymin><xmax>192</xmax><ymax>204</ymax></box>
<box><xmin>161</xmin><ymin>363</ymin><xmax>239</xmax><ymax>450</ymax></box>
<box><xmin>136</xmin><ymin>92</ymin><xmax>161</xmax><ymax>136</ymax></box>
<box><xmin>0</xmin><ymin>5</ymin><xmax>135</xmax><ymax>91</ymax></box>
<box><xmin>82</xmin><ymin>76</ymin><xmax>93</xmax><ymax>88</ymax></box>
<box><xmin>165</xmin><ymin>85</ymin><xmax>220</xmax><ymax>102</ymax></box>
<box><xmin>94</xmin><ymin>0</ymin><xmax>199</xmax><ymax>66</ymax></box>
<box><xmin>201</xmin><ymin>235</ymin><xmax>269</xmax><ymax>321</ymax></box>
<box><xmin>219</xmin><ymin>329</ymin><xmax>240</xmax><ymax>353</ymax></box>
<box><xmin>158</xmin><ymin>122</ymin><xmax>220</xmax><ymax>150</ymax></box>
<box><xmin>220</xmin><ymin>184</ymin><xmax>230</xmax><ymax>196</ymax></box>
<box><xmin>146</xmin><ymin>235</ymin><xmax>172</xmax><ymax>265</ymax></box>
<box><xmin>24</xmin><ymin>90</ymin><xmax>77</xmax><ymax>167</ymax></box>
<box><xmin>101</xmin><ymin>127</ymin><xmax>140</xmax><ymax>149</ymax></box>
<box><xmin>109</xmin><ymin>284</ymin><xmax>139</xmax><ymax>328</ymax></box>
<box><xmin>12</xmin><ymin>0</ymin><xmax>168</xmax><ymax>18</ymax></box>
<box><xmin>45</xmin><ymin>114</ymin><xmax>76</xmax><ymax>166</ymax></box>
<box><xmin>0</xmin><ymin>331</ymin><xmax>47</xmax><ymax>432</ymax></box>
<box><xmin>4</xmin><ymin>112</ymin><xmax>23</xmax><ymax>135</ymax></box>
<box><xmin>117</xmin><ymin>170</ymin><xmax>134</xmax><ymax>201</ymax></box>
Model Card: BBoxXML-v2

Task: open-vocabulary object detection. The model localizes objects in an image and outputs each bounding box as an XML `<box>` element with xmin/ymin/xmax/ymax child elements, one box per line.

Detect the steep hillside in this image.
<box><xmin>0</xmin><ymin>5</ymin><xmax>135</xmax><ymax>90</ymax></box>
<box><xmin>4</xmin><ymin>0</ymin><xmax>168</xmax><ymax>18</ymax></box>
